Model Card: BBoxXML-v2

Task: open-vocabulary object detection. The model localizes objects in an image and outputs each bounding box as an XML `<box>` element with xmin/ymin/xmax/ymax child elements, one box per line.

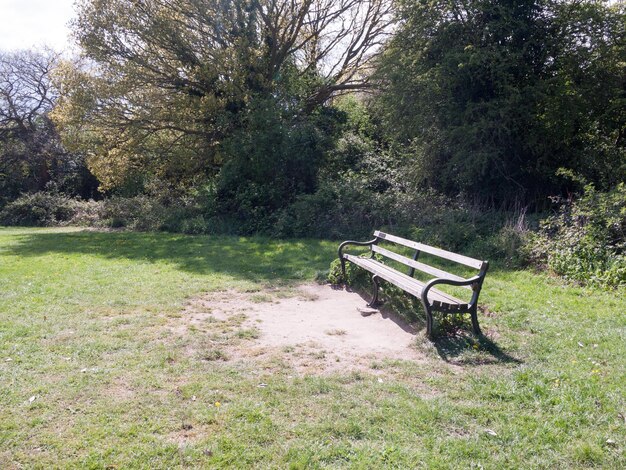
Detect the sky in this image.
<box><xmin>0</xmin><ymin>0</ymin><xmax>76</xmax><ymax>52</ymax></box>
<box><xmin>0</xmin><ymin>0</ymin><xmax>623</xmax><ymax>52</ymax></box>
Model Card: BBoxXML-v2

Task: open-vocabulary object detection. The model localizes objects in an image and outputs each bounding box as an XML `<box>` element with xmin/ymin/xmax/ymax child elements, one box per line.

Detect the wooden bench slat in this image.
<box><xmin>371</xmin><ymin>245</ymin><xmax>472</xmax><ymax>290</ymax></box>
<box><xmin>360</xmin><ymin>257</ymin><xmax>466</xmax><ymax>306</ymax></box>
<box><xmin>344</xmin><ymin>255</ymin><xmax>466</xmax><ymax>306</ymax></box>
<box><xmin>374</xmin><ymin>231</ymin><xmax>484</xmax><ymax>270</ymax></box>
<box><xmin>345</xmin><ymin>255</ymin><xmax>425</xmax><ymax>297</ymax></box>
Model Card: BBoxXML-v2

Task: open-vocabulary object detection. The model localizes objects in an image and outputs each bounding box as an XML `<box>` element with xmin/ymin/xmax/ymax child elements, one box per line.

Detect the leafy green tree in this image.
<box><xmin>55</xmin><ymin>0</ymin><xmax>394</xmax><ymax>190</ymax></box>
<box><xmin>377</xmin><ymin>0</ymin><xmax>625</xmax><ymax>205</ymax></box>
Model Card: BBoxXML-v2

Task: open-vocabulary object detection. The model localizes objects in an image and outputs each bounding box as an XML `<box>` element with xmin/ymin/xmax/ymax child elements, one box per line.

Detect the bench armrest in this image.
<box><xmin>421</xmin><ymin>275</ymin><xmax>483</xmax><ymax>305</ymax></box>
<box><xmin>338</xmin><ymin>238</ymin><xmax>378</xmax><ymax>259</ymax></box>
<box><xmin>337</xmin><ymin>238</ymin><xmax>378</xmax><ymax>280</ymax></box>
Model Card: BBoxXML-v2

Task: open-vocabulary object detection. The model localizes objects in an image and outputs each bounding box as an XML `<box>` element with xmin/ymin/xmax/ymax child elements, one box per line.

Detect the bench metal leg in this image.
<box><xmin>470</xmin><ymin>306</ymin><xmax>482</xmax><ymax>335</ymax></box>
<box><xmin>367</xmin><ymin>275</ymin><xmax>381</xmax><ymax>307</ymax></box>
<box><xmin>423</xmin><ymin>302</ymin><xmax>434</xmax><ymax>339</ymax></box>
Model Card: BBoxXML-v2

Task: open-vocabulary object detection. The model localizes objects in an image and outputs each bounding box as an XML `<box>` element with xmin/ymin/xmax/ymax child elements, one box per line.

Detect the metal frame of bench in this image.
<box><xmin>338</xmin><ymin>231</ymin><xmax>489</xmax><ymax>338</ymax></box>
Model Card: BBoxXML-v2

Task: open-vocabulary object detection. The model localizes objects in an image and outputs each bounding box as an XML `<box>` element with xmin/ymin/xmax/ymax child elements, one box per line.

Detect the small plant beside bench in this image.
<box><xmin>338</xmin><ymin>231</ymin><xmax>489</xmax><ymax>338</ymax></box>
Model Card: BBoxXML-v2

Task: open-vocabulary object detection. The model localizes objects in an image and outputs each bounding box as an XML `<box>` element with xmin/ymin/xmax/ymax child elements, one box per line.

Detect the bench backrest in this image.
<box><xmin>372</xmin><ymin>231</ymin><xmax>487</xmax><ymax>290</ymax></box>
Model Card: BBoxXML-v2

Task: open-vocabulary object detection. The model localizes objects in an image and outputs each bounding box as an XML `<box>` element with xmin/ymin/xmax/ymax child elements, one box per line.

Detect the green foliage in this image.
<box><xmin>327</xmin><ymin>257</ymin><xmax>370</xmax><ymax>287</ymax></box>
<box><xmin>177</xmin><ymin>215</ymin><xmax>212</xmax><ymax>235</ymax></box>
<box><xmin>0</xmin><ymin>188</ymin><xmax>215</xmax><ymax>234</ymax></box>
<box><xmin>99</xmin><ymin>196</ymin><xmax>170</xmax><ymax>231</ymax></box>
<box><xmin>278</xmin><ymin>170</ymin><xmax>529</xmax><ymax>271</ymax></box>
<box><xmin>56</xmin><ymin>0</ymin><xmax>390</xmax><ymax>191</ymax></box>
<box><xmin>0</xmin><ymin>192</ymin><xmax>77</xmax><ymax>226</ymax></box>
<box><xmin>216</xmin><ymin>99</ymin><xmax>329</xmax><ymax>234</ymax></box>
<box><xmin>467</xmin><ymin>224</ymin><xmax>529</xmax><ymax>268</ymax></box>
<box><xmin>333</xmin><ymin>95</ymin><xmax>376</xmax><ymax>139</ymax></box>
<box><xmin>95</xmin><ymin>193</ymin><xmax>215</xmax><ymax>234</ymax></box>
<box><xmin>377</xmin><ymin>0</ymin><xmax>626</xmax><ymax>204</ymax></box>
<box><xmin>274</xmin><ymin>178</ymin><xmax>395</xmax><ymax>239</ymax></box>
<box><xmin>529</xmin><ymin>184</ymin><xmax>626</xmax><ymax>288</ymax></box>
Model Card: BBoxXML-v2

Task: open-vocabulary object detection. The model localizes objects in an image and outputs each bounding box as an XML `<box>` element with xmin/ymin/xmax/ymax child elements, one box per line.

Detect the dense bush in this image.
<box><xmin>273</xmin><ymin>179</ymin><xmax>395</xmax><ymax>239</ymax></box>
<box><xmin>0</xmin><ymin>190</ymin><xmax>212</xmax><ymax>234</ymax></box>
<box><xmin>528</xmin><ymin>184</ymin><xmax>626</xmax><ymax>288</ymax></box>
<box><xmin>277</xmin><ymin>172</ymin><xmax>529</xmax><ymax>270</ymax></box>
<box><xmin>97</xmin><ymin>196</ymin><xmax>169</xmax><ymax>231</ymax></box>
<box><xmin>274</xmin><ymin>134</ymin><xmax>406</xmax><ymax>239</ymax></box>
<box><xmin>215</xmin><ymin>99</ymin><xmax>330</xmax><ymax>234</ymax></box>
<box><xmin>0</xmin><ymin>192</ymin><xmax>78</xmax><ymax>226</ymax></box>
<box><xmin>377</xmin><ymin>0</ymin><xmax>626</xmax><ymax>205</ymax></box>
<box><xmin>93</xmin><ymin>193</ymin><xmax>216</xmax><ymax>234</ymax></box>
<box><xmin>328</xmin><ymin>257</ymin><xmax>370</xmax><ymax>287</ymax></box>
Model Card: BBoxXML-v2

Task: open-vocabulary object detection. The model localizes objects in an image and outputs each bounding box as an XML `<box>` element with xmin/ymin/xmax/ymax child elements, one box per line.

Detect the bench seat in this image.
<box><xmin>343</xmin><ymin>254</ymin><xmax>468</xmax><ymax>310</ymax></box>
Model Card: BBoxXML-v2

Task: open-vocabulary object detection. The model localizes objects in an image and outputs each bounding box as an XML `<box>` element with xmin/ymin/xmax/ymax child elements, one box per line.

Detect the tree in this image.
<box><xmin>376</xmin><ymin>0</ymin><xmax>625</xmax><ymax>205</ymax></box>
<box><xmin>0</xmin><ymin>50</ymin><xmax>97</xmax><ymax>204</ymax></box>
<box><xmin>54</xmin><ymin>0</ymin><xmax>394</xmax><ymax>190</ymax></box>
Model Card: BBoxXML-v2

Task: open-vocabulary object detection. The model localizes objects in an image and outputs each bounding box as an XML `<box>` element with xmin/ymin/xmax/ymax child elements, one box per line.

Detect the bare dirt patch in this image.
<box><xmin>173</xmin><ymin>284</ymin><xmax>426</xmax><ymax>374</ymax></box>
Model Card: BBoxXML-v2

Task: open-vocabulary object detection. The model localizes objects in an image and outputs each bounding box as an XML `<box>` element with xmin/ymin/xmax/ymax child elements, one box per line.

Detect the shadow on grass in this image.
<box><xmin>433</xmin><ymin>331</ymin><xmax>522</xmax><ymax>365</ymax></box>
<box><xmin>5</xmin><ymin>230</ymin><xmax>335</xmax><ymax>282</ymax></box>
<box><xmin>345</xmin><ymin>281</ymin><xmax>521</xmax><ymax>366</ymax></box>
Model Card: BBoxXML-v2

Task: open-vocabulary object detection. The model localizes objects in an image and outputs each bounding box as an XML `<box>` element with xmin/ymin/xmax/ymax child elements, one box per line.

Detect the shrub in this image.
<box><xmin>68</xmin><ymin>199</ymin><xmax>105</xmax><ymax>226</ymax></box>
<box><xmin>328</xmin><ymin>257</ymin><xmax>370</xmax><ymax>287</ymax></box>
<box><xmin>528</xmin><ymin>184</ymin><xmax>626</xmax><ymax>288</ymax></box>
<box><xmin>274</xmin><ymin>179</ymin><xmax>395</xmax><ymax>239</ymax></box>
<box><xmin>0</xmin><ymin>185</ymin><xmax>221</xmax><ymax>235</ymax></box>
<box><xmin>177</xmin><ymin>215</ymin><xmax>211</xmax><ymax>235</ymax></box>
<box><xmin>215</xmin><ymin>99</ymin><xmax>328</xmax><ymax>234</ymax></box>
<box><xmin>279</xmin><ymin>172</ymin><xmax>530</xmax><ymax>270</ymax></box>
<box><xmin>0</xmin><ymin>192</ymin><xmax>77</xmax><ymax>226</ymax></box>
<box><xmin>95</xmin><ymin>193</ymin><xmax>210</xmax><ymax>233</ymax></box>
<box><xmin>97</xmin><ymin>196</ymin><xmax>168</xmax><ymax>230</ymax></box>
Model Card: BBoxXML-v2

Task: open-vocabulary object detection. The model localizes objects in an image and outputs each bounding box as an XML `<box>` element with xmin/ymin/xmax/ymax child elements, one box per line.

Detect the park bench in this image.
<box><xmin>338</xmin><ymin>231</ymin><xmax>489</xmax><ymax>338</ymax></box>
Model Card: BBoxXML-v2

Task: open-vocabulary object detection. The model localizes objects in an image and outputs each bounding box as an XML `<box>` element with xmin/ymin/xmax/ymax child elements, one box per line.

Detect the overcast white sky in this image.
<box><xmin>0</xmin><ymin>0</ymin><xmax>76</xmax><ymax>51</ymax></box>
<box><xmin>0</xmin><ymin>0</ymin><xmax>623</xmax><ymax>52</ymax></box>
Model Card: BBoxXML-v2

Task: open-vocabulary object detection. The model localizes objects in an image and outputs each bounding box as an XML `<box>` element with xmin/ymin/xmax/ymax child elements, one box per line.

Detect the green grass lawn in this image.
<box><xmin>0</xmin><ymin>227</ymin><xmax>624</xmax><ymax>468</ymax></box>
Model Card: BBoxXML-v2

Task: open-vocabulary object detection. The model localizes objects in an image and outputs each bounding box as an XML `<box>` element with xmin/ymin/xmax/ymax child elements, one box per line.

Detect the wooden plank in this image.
<box><xmin>373</xmin><ymin>231</ymin><xmax>484</xmax><ymax>270</ymax></box>
<box><xmin>371</xmin><ymin>245</ymin><xmax>472</xmax><ymax>290</ymax></box>
<box><xmin>344</xmin><ymin>255</ymin><xmax>465</xmax><ymax>305</ymax></box>
<box><xmin>345</xmin><ymin>255</ymin><xmax>425</xmax><ymax>298</ymax></box>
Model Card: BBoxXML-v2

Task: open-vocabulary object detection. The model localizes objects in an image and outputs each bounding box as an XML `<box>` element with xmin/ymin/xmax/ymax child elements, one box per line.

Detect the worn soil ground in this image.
<box><xmin>174</xmin><ymin>283</ymin><xmax>426</xmax><ymax>374</ymax></box>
